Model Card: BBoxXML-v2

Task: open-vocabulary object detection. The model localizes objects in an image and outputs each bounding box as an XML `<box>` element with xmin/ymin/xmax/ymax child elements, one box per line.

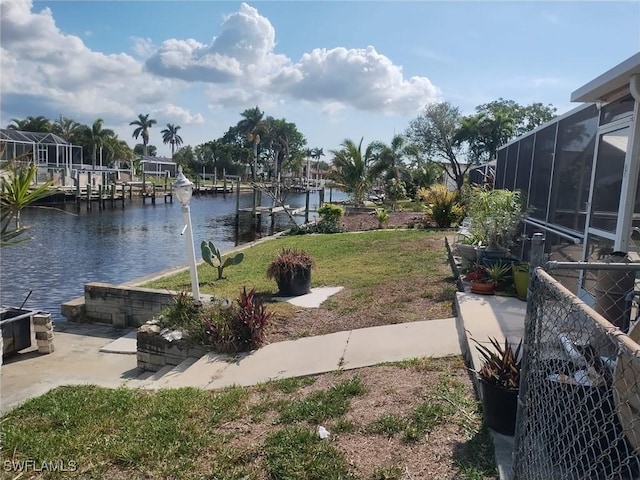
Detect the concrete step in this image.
<box><xmin>127</xmin><ymin>365</ymin><xmax>173</xmax><ymax>389</ymax></box>
<box><xmin>157</xmin><ymin>352</ymin><xmax>234</xmax><ymax>389</ymax></box>
<box><xmin>145</xmin><ymin>357</ymin><xmax>201</xmax><ymax>390</ymax></box>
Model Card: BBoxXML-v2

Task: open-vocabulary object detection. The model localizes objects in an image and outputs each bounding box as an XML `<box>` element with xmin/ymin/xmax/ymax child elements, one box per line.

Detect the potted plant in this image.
<box><xmin>473</xmin><ymin>337</ymin><xmax>522</xmax><ymax>436</ymax></box>
<box><xmin>467</xmin><ymin>188</ymin><xmax>527</xmax><ymax>258</ymax></box>
<box><xmin>466</xmin><ymin>263</ymin><xmax>496</xmax><ymax>295</ymax></box>
<box><xmin>455</xmin><ymin>233</ymin><xmax>484</xmax><ymax>267</ymax></box>
<box><xmin>267</xmin><ymin>248</ymin><xmax>316</xmax><ymax>296</ymax></box>
<box><xmin>485</xmin><ymin>262</ymin><xmax>513</xmax><ymax>294</ymax></box>
<box><xmin>512</xmin><ymin>262</ymin><xmax>530</xmax><ymax>301</ymax></box>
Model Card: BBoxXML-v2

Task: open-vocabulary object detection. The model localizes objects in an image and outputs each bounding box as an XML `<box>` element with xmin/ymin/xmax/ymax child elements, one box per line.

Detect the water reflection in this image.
<box><xmin>0</xmin><ymin>189</ymin><xmax>345</xmax><ymax>320</ymax></box>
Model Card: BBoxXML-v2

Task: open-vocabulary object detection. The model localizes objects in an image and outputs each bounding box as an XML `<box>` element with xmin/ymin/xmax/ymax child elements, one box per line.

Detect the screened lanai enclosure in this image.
<box><xmin>473</xmin><ymin>52</ymin><xmax>640</xmax><ymax>300</ymax></box>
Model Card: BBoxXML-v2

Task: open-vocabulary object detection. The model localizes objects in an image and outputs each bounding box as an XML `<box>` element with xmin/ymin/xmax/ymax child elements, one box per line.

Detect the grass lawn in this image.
<box><xmin>0</xmin><ymin>357</ymin><xmax>496</xmax><ymax>479</ymax></box>
<box><xmin>143</xmin><ymin>229</ymin><xmax>457</xmax><ymax>342</ymax></box>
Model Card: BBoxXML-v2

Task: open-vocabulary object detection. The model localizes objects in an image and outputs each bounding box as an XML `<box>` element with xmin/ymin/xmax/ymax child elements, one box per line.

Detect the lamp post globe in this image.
<box><xmin>172</xmin><ymin>166</ymin><xmax>200</xmax><ymax>302</ymax></box>
<box><xmin>173</xmin><ymin>166</ymin><xmax>193</xmax><ymax>206</ymax></box>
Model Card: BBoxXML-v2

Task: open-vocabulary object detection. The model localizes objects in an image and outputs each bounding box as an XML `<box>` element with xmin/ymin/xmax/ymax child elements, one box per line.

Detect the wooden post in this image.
<box><xmin>305</xmin><ymin>190</ymin><xmax>310</xmax><ymax>224</ymax></box>
<box><xmin>129</xmin><ymin>183</ymin><xmax>133</xmax><ymax>199</ymax></box>
<box><xmin>87</xmin><ymin>172</ymin><xmax>92</xmax><ymax>211</ymax></box>
<box><xmin>235</xmin><ymin>176</ymin><xmax>241</xmax><ymax>228</ymax></box>
<box><xmin>142</xmin><ymin>171</ymin><xmax>146</xmax><ymax>196</ymax></box>
<box><xmin>152</xmin><ymin>183</ymin><xmax>156</xmax><ymax>205</ymax></box>
<box><xmin>329</xmin><ymin>186</ymin><xmax>333</xmax><ymax>203</ymax></box>
<box><xmin>97</xmin><ymin>184</ymin><xmax>103</xmax><ymax>210</ymax></box>
<box><xmin>121</xmin><ymin>183</ymin><xmax>126</xmax><ymax>208</ymax></box>
<box><xmin>75</xmin><ymin>178</ymin><xmax>80</xmax><ymax>211</ymax></box>
<box><xmin>319</xmin><ymin>188</ymin><xmax>325</xmax><ymax>208</ymax></box>
<box><xmin>214</xmin><ymin>168</ymin><xmax>217</xmax><ymax>194</ymax></box>
<box><xmin>223</xmin><ymin>169</ymin><xmax>227</xmax><ymax>197</ymax></box>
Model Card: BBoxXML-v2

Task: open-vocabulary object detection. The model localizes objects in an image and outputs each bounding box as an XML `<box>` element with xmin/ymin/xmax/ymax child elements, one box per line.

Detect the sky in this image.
<box><xmin>1</xmin><ymin>0</ymin><xmax>639</xmax><ymax>158</ymax></box>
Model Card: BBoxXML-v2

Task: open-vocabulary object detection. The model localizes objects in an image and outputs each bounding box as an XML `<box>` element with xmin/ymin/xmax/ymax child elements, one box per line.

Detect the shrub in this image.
<box><xmin>203</xmin><ymin>287</ymin><xmax>273</xmax><ymax>352</ymax></box>
<box><xmin>158</xmin><ymin>288</ymin><xmax>273</xmax><ymax>353</ymax></box>
<box><xmin>374</xmin><ymin>208</ymin><xmax>389</xmax><ymax>229</ymax></box>
<box><xmin>417</xmin><ymin>184</ymin><xmax>463</xmax><ymax>228</ymax></box>
<box><xmin>317</xmin><ymin>204</ymin><xmax>345</xmax><ymax>224</ymax></box>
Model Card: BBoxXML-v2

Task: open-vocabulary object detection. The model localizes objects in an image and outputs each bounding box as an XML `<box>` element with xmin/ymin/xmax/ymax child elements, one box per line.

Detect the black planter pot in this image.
<box><xmin>276</xmin><ymin>267</ymin><xmax>312</xmax><ymax>296</ymax></box>
<box><xmin>478</xmin><ymin>377</ymin><xmax>519</xmax><ymax>436</ymax></box>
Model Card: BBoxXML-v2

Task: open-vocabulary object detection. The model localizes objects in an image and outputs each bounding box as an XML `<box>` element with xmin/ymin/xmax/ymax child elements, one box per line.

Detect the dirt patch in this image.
<box><xmin>339</xmin><ymin>210</ymin><xmax>428</xmax><ymax>232</ymax></box>
<box><xmin>222</xmin><ymin>357</ymin><xmax>496</xmax><ymax>479</ymax></box>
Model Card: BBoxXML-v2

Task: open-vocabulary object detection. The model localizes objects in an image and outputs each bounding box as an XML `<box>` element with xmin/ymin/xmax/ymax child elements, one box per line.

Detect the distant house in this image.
<box><xmin>0</xmin><ymin>129</ymin><xmax>87</xmax><ymax>184</ymax></box>
<box><xmin>139</xmin><ymin>156</ymin><xmax>177</xmax><ymax>177</ymax></box>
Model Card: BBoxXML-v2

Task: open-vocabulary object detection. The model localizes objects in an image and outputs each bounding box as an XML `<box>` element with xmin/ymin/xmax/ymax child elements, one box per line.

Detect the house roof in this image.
<box><xmin>571</xmin><ymin>52</ymin><xmax>640</xmax><ymax>103</ymax></box>
<box><xmin>0</xmin><ymin>129</ymin><xmax>70</xmax><ymax>145</ymax></box>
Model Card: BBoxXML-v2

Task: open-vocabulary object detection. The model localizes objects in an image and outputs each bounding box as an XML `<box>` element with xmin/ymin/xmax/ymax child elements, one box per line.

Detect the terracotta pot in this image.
<box><xmin>470</xmin><ymin>281</ymin><xmax>495</xmax><ymax>295</ymax></box>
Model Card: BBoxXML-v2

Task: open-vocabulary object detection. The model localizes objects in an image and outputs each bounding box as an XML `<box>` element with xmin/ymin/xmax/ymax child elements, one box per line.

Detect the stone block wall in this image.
<box><xmin>33</xmin><ymin>313</ymin><xmax>55</xmax><ymax>354</ymax></box>
<box><xmin>137</xmin><ymin>324</ymin><xmax>207</xmax><ymax>373</ymax></box>
<box><xmin>82</xmin><ymin>282</ymin><xmax>177</xmax><ymax>327</ymax></box>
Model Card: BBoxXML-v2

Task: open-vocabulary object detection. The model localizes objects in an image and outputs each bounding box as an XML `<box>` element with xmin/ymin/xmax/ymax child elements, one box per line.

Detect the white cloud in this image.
<box><xmin>143</xmin><ymin>3</ymin><xmax>438</xmax><ymax>114</ymax></box>
<box><xmin>131</xmin><ymin>36</ymin><xmax>155</xmax><ymax>58</ymax></box>
<box><xmin>0</xmin><ymin>0</ymin><xmax>439</xmax><ymax>146</ymax></box>
<box><xmin>275</xmin><ymin>46</ymin><xmax>439</xmax><ymax>115</ymax></box>
<box><xmin>155</xmin><ymin>105</ymin><xmax>205</xmax><ymax>125</ymax></box>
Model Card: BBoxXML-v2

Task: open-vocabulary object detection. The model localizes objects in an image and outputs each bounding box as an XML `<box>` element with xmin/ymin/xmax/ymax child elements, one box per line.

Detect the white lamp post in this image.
<box><xmin>173</xmin><ymin>166</ymin><xmax>200</xmax><ymax>302</ymax></box>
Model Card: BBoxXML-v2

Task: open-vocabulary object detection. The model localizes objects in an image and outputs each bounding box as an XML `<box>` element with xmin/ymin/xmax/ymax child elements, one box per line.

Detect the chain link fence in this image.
<box><xmin>513</xmin><ymin>261</ymin><xmax>640</xmax><ymax>479</ymax></box>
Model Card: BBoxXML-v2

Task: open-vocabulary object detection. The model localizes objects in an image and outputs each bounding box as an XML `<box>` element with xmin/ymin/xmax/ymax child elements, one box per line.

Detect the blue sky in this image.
<box><xmin>2</xmin><ymin>0</ymin><xmax>639</xmax><ymax>158</ymax></box>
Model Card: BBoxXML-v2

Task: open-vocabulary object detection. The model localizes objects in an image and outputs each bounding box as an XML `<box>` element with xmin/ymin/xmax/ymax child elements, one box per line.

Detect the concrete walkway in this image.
<box><xmin>145</xmin><ymin>318</ymin><xmax>461</xmax><ymax>390</ymax></box>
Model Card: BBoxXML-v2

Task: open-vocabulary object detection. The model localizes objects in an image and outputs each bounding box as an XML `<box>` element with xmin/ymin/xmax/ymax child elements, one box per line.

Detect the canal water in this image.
<box><xmin>0</xmin><ymin>189</ymin><xmax>346</xmax><ymax>321</ymax></box>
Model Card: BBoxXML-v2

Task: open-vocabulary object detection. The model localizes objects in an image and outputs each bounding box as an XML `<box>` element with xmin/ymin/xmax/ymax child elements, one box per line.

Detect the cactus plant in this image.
<box><xmin>201</xmin><ymin>241</ymin><xmax>244</xmax><ymax>280</ymax></box>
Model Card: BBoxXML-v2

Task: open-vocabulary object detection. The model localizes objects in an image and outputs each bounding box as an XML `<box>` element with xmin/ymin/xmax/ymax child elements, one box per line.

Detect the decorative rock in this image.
<box><xmin>139</xmin><ymin>324</ymin><xmax>161</xmax><ymax>334</ymax></box>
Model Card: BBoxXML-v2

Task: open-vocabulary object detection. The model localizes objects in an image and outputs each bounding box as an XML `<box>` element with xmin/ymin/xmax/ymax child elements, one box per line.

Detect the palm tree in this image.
<box><xmin>237</xmin><ymin>106</ymin><xmax>265</xmax><ymax>180</ymax></box>
<box><xmin>369</xmin><ymin>134</ymin><xmax>407</xmax><ymax>182</ymax></box>
<box><xmin>311</xmin><ymin>147</ymin><xmax>325</xmax><ymax>182</ymax></box>
<box><xmin>53</xmin><ymin>117</ymin><xmax>83</xmax><ymax>143</ymax></box>
<box><xmin>161</xmin><ymin>123</ymin><xmax>183</xmax><ymax>159</ymax></box>
<box><xmin>304</xmin><ymin>148</ymin><xmax>313</xmax><ymax>186</ymax></box>
<box><xmin>1</xmin><ymin>162</ymin><xmax>55</xmax><ymax>247</ymax></box>
<box><xmin>80</xmin><ymin>119</ymin><xmax>115</xmax><ymax>167</ymax></box>
<box><xmin>7</xmin><ymin>116</ymin><xmax>53</xmax><ymax>132</ymax></box>
<box><xmin>329</xmin><ymin>139</ymin><xmax>375</xmax><ymax>206</ymax></box>
<box><xmin>130</xmin><ymin>113</ymin><xmax>157</xmax><ymax>157</ymax></box>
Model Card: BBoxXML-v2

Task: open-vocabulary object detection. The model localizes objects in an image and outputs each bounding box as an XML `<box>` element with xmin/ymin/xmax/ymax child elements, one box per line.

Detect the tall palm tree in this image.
<box><xmin>237</xmin><ymin>106</ymin><xmax>265</xmax><ymax>180</ymax></box>
<box><xmin>329</xmin><ymin>139</ymin><xmax>375</xmax><ymax>206</ymax></box>
<box><xmin>130</xmin><ymin>113</ymin><xmax>157</xmax><ymax>157</ymax></box>
<box><xmin>160</xmin><ymin>123</ymin><xmax>183</xmax><ymax>159</ymax></box>
<box><xmin>304</xmin><ymin>148</ymin><xmax>313</xmax><ymax>186</ymax></box>
<box><xmin>7</xmin><ymin>116</ymin><xmax>53</xmax><ymax>132</ymax></box>
<box><xmin>81</xmin><ymin>118</ymin><xmax>115</xmax><ymax>167</ymax></box>
<box><xmin>311</xmin><ymin>147</ymin><xmax>325</xmax><ymax>182</ymax></box>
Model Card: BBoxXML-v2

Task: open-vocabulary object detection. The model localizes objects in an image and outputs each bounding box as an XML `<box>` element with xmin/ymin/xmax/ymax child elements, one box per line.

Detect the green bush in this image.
<box><xmin>317</xmin><ymin>203</ymin><xmax>345</xmax><ymax>223</ymax></box>
<box><xmin>417</xmin><ymin>184</ymin><xmax>463</xmax><ymax>228</ymax></box>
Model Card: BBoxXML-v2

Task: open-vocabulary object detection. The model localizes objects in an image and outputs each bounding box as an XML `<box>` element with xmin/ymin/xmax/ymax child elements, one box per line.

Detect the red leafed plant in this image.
<box><xmin>236</xmin><ymin>287</ymin><xmax>273</xmax><ymax>350</ymax></box>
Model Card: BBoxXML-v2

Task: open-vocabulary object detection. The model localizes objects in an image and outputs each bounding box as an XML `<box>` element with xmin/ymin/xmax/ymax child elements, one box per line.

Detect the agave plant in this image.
<box><xmin>473</xmin><ymin>337</ymin><xmax>522</xmax><ymax>390</ymax></box>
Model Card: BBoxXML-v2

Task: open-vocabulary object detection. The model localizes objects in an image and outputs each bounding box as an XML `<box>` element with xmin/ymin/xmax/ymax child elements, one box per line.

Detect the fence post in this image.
<box><xmin>530</xmin><ymin>233</ymin><xmax>545</xmax><ymax>270</ymax></box>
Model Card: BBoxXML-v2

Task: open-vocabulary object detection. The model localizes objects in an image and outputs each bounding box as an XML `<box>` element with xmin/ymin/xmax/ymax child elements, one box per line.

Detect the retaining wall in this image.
<box><xmin>61</xmin><ymin>282</ymin><xmax>177</xmax><ymax>327</ymax></box>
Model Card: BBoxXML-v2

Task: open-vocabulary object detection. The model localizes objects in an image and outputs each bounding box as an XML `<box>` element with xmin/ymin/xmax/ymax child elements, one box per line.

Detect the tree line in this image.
<box><xmin>4</xmin><ymin>98</ymin><xmax>555</xmax><ymax>193</ymax></box>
